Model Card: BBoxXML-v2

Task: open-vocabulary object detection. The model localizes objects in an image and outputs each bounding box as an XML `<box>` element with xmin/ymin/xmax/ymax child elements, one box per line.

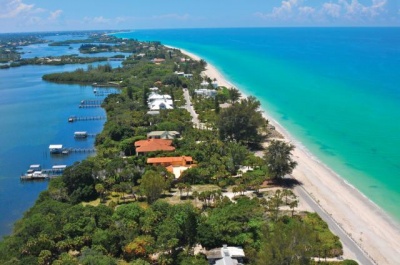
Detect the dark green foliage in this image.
<box><xmin>62</xmin><ymin>160</ymin><xmax>97</xmax><ymax>203</ymax></box>
<box><xmin>228</xmin><ymin>87</ymin><xmax>241</xmax><ymax>103</ymax></box>
<box><xmin>177</xmin><ymin>253</ymin><xmax>208</xmax><ymax>265</ymax></box>
<box><xmin>139</xmin><ymin>170</ymin><xmax>168</xmax><ymax>203</ymax></box>
<box><xmin>79</xmin><ymin>248</ymin><xmax>117</xmax><ymax>265</ymax></box>
<box><xmin>197</xmin><ymin>197</ymin><xmax>264</xmax><ymax>249</ymax></box>
<box><xmin>264</xmin><ymin>140</ymin><xmax>297</xmax><ymax>179</ymax></box>
<box><xmin>217</xmin><ymin>96</ymin><xmax>266</xmax><ymax>144</ymax></box>
<box><xmin>255</xmin><ymin>218</ymin><xmax>314</xmax><ymax>265</ymax></box>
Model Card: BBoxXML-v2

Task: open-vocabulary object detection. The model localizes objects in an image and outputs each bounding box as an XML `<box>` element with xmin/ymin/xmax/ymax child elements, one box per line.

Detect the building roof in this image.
<box><xmin>49</xmin><ymin>144</ymin><xmax>63</xmax><ymax>149</ymax></box>
<box><xmin>215</xmin><ymin>257</ymin><xmax>237</xmax><ymax>265</ymax></box>
<box><xmin>135</xmin><ymin>139</ymin><xmax>175</xmax><ymax>153</ymax></box>
<box><xmin>147</xmin><ymin>131</ymin><xmax>180</xmax><ymax>138</ymax></box>
<box><xmin>206</xmin><ymin>245</ymin><xmax>245</xmax><ymax>260</ymax></box>
<box><xmin>147</xmin><ymin>156</ymin><xmax>193</xmax><ymax>164</ymax></box>
<box><xmin>166</xmin><ymin>165</ymin><xmax>191</xmax><ymax>179</ymax></box>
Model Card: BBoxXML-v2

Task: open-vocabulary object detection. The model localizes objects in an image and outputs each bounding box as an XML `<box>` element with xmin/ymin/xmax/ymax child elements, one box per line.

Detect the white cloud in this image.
<box><xmin>0</xmin><ymin>0</ymin><xmax>64</xmax><ymax>31</ymax></box>
<box><xmin>93</xmin><ymin>16</ymin><xmax>111</xmax><ymax>23</ymax></box>
<box><xmin>49</xmin><ymin>9</ymin><xmax>62</xmax><ymax>21</ymax></box>
<box><xmin>268</xmin><ymin>0</ymin><xmax>300</xmax><ymax>19</ymax></box>
<box><xmin>255</xmin><ymin>0</ymin><xmax>390</xmax><ymax>24</ymax></box>
<box><xmin>322</xmin><ymin>3</ymin><xmax>342</xmax><ymax>18</ymax></box>
<box><xmin>299</xmin><ymin>6</ymin><xmax>316</xmax><ymax>16</ymax></box>
<box><xmin>338</xmin><ymin>0</ymin><xmax>386</xmax><ymax>18</ymax></box>
<box><xmin>0</xmin><ymin>0</ymin><xmax>35</xmax><ymax>18</ymax></box>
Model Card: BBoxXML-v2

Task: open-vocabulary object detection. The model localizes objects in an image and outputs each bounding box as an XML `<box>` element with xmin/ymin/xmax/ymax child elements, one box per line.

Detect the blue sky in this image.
<box><xmin>0</xmin><ymin>0</ymin><xmax>399</xmax><ymax>33</ymax></box>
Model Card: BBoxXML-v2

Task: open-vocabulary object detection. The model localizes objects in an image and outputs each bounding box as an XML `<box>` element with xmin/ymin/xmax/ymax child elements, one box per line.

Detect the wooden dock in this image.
<box><xmin>80</xmin><ymin>99</ymin><xmax>104</xmax><ymax>105</ymax></box>
<box><xmin>79</xmin><ymin>104</ymin><xmax>102</xmax><ymax>108</ymax></box>
<box><xmin>50</xmin><ymin>148</ymin><xmax>96</xmax><ymax>155</ymax></box>
<box><xmin>68</xmin><ymin>116</ymin><xmax>106</xmax><ymax>122</ymax></box>
<box><xmin>63</xmin><ymin>148</ymin><xmax>96</xmax><ymax>153</ymax></box>
<box><xmin>78</xmin><ymin>99</ymin><xmax>103</xmax><ymax>108</ymax></box>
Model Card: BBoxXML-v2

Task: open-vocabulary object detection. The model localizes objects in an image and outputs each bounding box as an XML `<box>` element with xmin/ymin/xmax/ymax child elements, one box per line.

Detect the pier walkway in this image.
<box><xmin>63</xmin><ymin>148</ymin><xmax>96</xmax><ymax>153</ymax></box>
<box><xmin>79</xmin><ymin>104</ymin><xmax>102</xmax><ymax>108</ymax></box>
<box><xmin>81</xmin><ymin>99</ymin><xmax>104</xmax><ymax>104</ymax></box>
<box><xmin>68</xmin><ymin>116</ymin><xmax>106</xmax><ymax>122</ymax></box>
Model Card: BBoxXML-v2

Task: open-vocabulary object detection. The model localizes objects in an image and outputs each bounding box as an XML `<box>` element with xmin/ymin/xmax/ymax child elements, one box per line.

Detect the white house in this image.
<box><xmin>200</xmin><ymin>81</ymin><xmax>210</xmax><ymax>88</ymax></box>
<box><xmin>174</xmin><ymin>71</ymin><xmax>185</xmax><ymax>76</ymax></box>
<box><xmin>206</xmin><ymin>245</ymin><xmax>245</xmax><ymax>265</ymax></box>
<box><xmin>195</xmin><ymin>89</ymin><xmax>217</xmax><ymax>98</ymax></box>
<box><xmin>148</xmin><ymin>92</ymin><xmax>173</xmax><ymax>110</ymax></box>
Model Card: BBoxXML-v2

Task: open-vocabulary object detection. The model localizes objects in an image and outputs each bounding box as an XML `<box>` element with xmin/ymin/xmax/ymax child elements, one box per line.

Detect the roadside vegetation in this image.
<box><xmin>0</xmin><ymin>34</ymin><xmax>356</xmax><ymax>265</ymax></box>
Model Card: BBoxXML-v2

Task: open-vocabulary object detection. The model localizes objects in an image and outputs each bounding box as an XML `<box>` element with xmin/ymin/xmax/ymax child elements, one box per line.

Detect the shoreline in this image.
<box><xmin>173</xmin><ymin>46</ymin><xmax>400</xmax><ymax>264</ymax></box>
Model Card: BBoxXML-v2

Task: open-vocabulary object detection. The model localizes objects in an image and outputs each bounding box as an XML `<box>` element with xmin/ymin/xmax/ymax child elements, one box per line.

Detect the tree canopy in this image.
<box><xmin>264</xmin><ymin>140</ymin><xmax>298</xmax><ymax>179</ymax></box>
<box><xmin>217</xmin><ymin>96</ymin><xmax>267</xmax><ymax>145</ymax></box>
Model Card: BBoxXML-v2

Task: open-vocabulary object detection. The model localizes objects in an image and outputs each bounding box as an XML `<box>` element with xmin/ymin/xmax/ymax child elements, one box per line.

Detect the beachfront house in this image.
<box><xmin>200</xmin><ymin>80</ymin><xmax>219</xmax><ymax>89</ymax></box>
<box><xmin>147</xmin><ymin>156</ymin><xmax>195</xmax><ymax>179</ymax></box>
<box><xmin>200</xmin><ymin>81</ymin><xmax>210</xmax><ymax>89</ymax></box>
<box><xmin>195</xmin><ymin>89</ymin><xmax>217</xmax><ymax>98</ymax></box>
<box><xmin>206</xmin><ymin>245</ymin><xmax>245</xmax><ymax>265</ymax></box>
<box><xmin>134</xmin><ymin>139</ymin><xmax>175</xmax><ymax>155</ymax></box>
<box><xmin>147</xmin><ymin>131</ymin><xmax>180</xmax><ymax>140</ymax></box>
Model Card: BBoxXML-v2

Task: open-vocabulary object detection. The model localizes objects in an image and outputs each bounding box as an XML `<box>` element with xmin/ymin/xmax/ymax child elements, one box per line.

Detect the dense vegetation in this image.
<box><xmin>0</xmin><ymin>35</ymin><xmax>356</xmax><ymax>265</ymax></box>
<box><xmin>0</xmin><ymin>55</ymin><xmax>108</xmax><ymax>69</ymax></box>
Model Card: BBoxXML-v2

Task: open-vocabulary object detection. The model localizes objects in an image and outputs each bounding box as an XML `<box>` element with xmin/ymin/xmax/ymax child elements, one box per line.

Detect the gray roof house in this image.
<box><xmin>206</xmin><ymin>245</ymin><xmax>245</xmax><ymax>265</ymax></box>
<box><xmin>147</xmin><ymin>131</ymin><xmax>180</xmax><ymax>140</ymax></box>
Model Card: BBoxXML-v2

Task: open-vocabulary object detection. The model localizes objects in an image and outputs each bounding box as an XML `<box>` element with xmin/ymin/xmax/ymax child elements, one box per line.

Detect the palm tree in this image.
<box><xmin>176</xmin><ymin>183</ymin><xmax>186</xmax><ymax>200</ymax></box>
<box><xmin>282</xmin><ymin>189</ymin><xmax>293</xmax><ymax>205</ymax></box>
<box><xmin>184</xmin><ymin>183</ymin><xmax>192</xmax><ymax>198</ymax></box>
<box><xmin>289</xmin><ymin>200</ymin><xmax>299</xmax><ymax>217</ymax></box>
<box><xmin>95</xmin><ymin>183</ymin><xmax>105</xmax><ymax>202</ymax></box>
<box><xmin>264</xmin><ymin>140</ymin><xmax>297</xmax><ymax>180</ymax></box>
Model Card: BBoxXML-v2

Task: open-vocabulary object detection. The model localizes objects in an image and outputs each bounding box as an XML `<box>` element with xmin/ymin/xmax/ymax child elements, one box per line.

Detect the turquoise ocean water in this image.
<box><xmin>116</xmin><ymin>28</ymin><xmax>400</xmax><ymax>221</ymax></box>
<box><xmin>0</xmin><ymin>35</ymin><xmax>124</xmax><ymax>237</ymax></box>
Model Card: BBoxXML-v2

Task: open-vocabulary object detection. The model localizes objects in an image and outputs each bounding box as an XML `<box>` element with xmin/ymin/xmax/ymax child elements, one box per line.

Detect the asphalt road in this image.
<box><xmin>293</xmin><ymin>184</ymin><xmax>376</xmax><ymax>265</ymax></box>
<box><xmin>182</xmin><ymin>88</ymin><xmax>200</xmax><ymax>127</ymax></box>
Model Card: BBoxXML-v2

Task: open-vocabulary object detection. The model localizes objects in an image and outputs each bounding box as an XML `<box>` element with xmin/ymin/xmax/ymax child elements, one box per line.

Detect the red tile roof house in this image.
<box><xmin>134</xmin><ymin>139</ymin><xmax>175</xmax><ymax>155</ymax></box>
<box><xmin>147</xmin><ymin>156</ymin><xmax>195</xmax><ymax>179</ymax></box>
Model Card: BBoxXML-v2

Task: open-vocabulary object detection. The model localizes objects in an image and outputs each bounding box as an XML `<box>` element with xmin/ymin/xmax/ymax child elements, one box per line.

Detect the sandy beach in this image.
<box><xmin>176</xmin><ymin>46</ymin><xmax>400</xmax><ymax>264</ymax></box>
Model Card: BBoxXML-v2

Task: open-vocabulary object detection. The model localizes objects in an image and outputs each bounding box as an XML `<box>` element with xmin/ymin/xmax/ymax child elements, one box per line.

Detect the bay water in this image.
<box><xmin>116</xmin><ymin>28</ymin><xmax>400</xmax><ymax>221</ymax></box>
<box><xmin>0</xmin><ymin>35</ymin><xmax>123</xmax><ymax>237</ymax></box>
